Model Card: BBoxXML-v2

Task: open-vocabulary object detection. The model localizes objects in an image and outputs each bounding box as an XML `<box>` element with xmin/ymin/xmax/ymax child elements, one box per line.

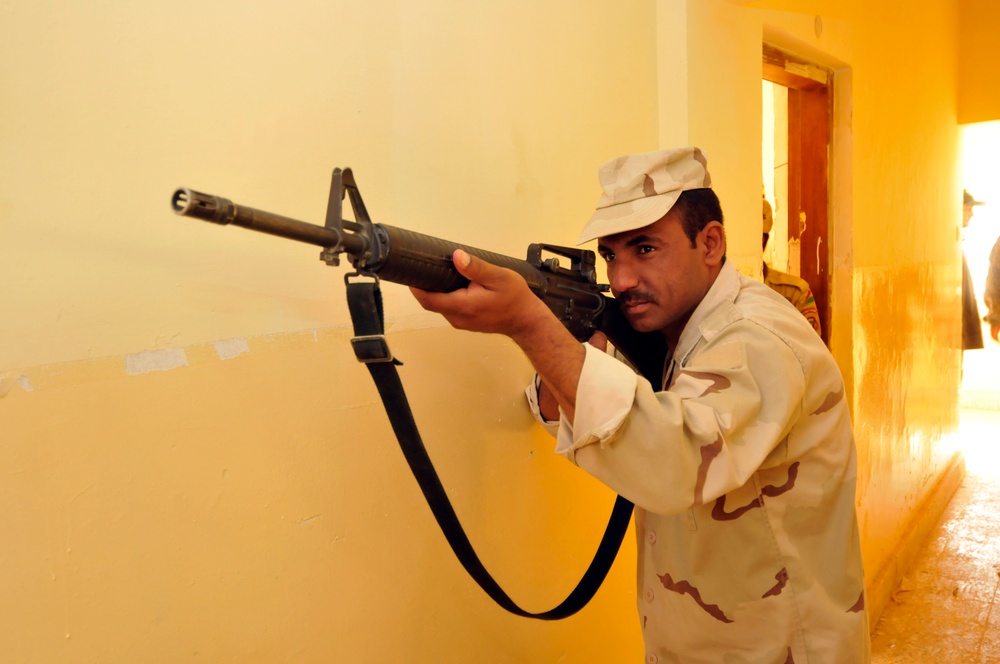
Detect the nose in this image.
<box><xmin>608</xmin><ymin>259</ymin><xmax>639</xmax><ymax>294</ymax></box>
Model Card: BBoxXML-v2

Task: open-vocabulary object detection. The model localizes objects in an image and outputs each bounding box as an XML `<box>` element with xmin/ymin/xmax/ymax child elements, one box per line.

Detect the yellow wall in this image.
<box><xmin>2</xmin><ymin>1</ymin><xmax>657</xmax><ymax>661</ymax></box>
<box><xmin>0</xmin><ymin>0</ymin><xmax>972</xmax><ymax>660</ymax></box>
<box><xmin>959</xmin><ymin>0</ymin><xmax>1000</xmax><ymax>124</ymax></box>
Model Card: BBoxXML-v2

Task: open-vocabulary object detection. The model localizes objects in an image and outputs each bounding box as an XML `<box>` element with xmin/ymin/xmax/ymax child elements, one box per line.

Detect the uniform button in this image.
<box><xmin>645</xmin><ymin>530</ymin><xmax>657</xmax><ymax>544</ymax></box>
<box><xmin>644</xmin><ymin>587</ymin><xmax>655</xmax><ymax>602</ymax></box>
<box><xmin>646</xmin><ymin>654</ymin><xmax>659</xmax><ymax>663</ymax></box>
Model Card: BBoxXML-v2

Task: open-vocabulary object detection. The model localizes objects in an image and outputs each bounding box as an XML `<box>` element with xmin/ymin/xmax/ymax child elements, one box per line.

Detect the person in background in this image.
<box><xmin>762</xmin><ymin>196</ymin><xmax>822</xmax><ymax>337</ymax></box>
<box><xmin>962</xmin><ymin>190</ymin><xmax>985</xmax><ymax>351</ymax></box>
<box><xmin>980</xmin><ymin>191</ymin><xmax>1000</xmax><ymax>341</ymax></box>
<box><xmin>411</xmin><ymin>147</ymin><xmax>869</xmax><ymax>662</ymax></box>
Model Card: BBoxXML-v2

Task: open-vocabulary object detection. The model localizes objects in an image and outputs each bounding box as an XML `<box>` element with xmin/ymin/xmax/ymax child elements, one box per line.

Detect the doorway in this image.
<box><xmin>960</xmin><ymin>121</ymin><xmax>1000</xmax><ymax>411</ymax></box>
<box><xmin>762</xmin><ymin>44</ymin><xmax>832</xmax><ymax>346</ymax></box>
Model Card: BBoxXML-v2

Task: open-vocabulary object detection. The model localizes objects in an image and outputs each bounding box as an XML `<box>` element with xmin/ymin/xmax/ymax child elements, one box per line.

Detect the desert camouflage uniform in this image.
<box><xmin>763</xmin><ymin>263</ymin><xmax>822</xmax><ymax>337</ymax></box>
<box><xmin>529</xmin><ymin>260</ymin><xmax>868</xmax><ymax>663</ymax></box>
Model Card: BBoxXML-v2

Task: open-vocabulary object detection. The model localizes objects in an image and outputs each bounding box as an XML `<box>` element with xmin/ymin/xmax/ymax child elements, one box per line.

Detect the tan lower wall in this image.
<box><xmin>0</xmin><ymin>324</ymin><xmax>644</xmax><ymax>662</ymax></box>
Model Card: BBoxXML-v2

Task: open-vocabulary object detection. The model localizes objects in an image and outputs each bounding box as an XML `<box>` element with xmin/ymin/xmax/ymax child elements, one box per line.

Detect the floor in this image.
<box><xmin>870</xmin><ymin>407</ymin><xmax>1000</xmax><ymax>663</ymax></box>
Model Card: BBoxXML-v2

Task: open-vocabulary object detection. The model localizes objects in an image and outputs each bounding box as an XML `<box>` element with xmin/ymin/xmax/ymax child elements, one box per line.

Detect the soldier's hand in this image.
<box><xmin>410</xmin><ymin>249</ymin><xmax>551</xmax><ymax>339</ymax></box>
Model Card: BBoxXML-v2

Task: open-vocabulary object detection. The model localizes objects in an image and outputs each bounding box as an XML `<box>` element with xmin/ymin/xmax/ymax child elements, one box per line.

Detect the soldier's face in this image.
<box><xmin>598</xmin><ymin>210</ymin><xmax>721</xmax><ymax>337</ymax></box>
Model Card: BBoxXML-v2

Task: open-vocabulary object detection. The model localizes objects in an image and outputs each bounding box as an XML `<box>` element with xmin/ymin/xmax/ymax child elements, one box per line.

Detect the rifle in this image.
<box><xmin>171</xmin><ymin>168</ymin><xmax>666</xmax><ymax>619</ymax></box>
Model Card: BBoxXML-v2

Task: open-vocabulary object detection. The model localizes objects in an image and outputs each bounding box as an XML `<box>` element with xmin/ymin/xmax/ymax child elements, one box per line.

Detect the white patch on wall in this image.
<box><xmin>125</xmin><ymin>348</ymin><xmax>189</xmax><ymax>375</ymax></box>
<box><xmin>0</xmin><ymin>372</ymin><xmax>33</xmax><ymax>397</ymax></box>
<box><xmin>214</xmin><ymin>338</ymin><xmax>250</xmax><ymax>361</ymax></box>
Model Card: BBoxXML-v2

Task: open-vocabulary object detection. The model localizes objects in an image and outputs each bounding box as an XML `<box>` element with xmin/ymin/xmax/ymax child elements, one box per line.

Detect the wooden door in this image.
<box><xmin>763</xmin><ymin>45</ymin><xmax>832</xmax><ymax>346</ymax></box>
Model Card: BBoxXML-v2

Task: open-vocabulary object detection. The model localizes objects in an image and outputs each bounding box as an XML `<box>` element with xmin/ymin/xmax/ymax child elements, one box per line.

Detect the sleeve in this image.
<box><xmin>984</xmin><ymin>240</ymin><xmax>1000</xmax><ymax>327</ymax></box>
<box><xmin>555</xmin><ymin>344</ymin><xmax>640</xmax><ymax>458</ymax></box>
<box><xmin>796</xmin><ymin>287</ymin><xmax>822</xmax><ymax>337</ymax></box>
<box><xmin>524</xmin><ymin>374</ymin><xmax>561</xmax><ymax>438</ymax></box>
<box><xmin>563</xmin><ymin>325</ymin><xmax>806</xmax><ymax>515</ymax></box>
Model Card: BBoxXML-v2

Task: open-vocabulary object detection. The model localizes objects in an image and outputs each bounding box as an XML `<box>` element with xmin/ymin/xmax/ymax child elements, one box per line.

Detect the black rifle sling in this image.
<box><xmin>345</xmin><ymin>278</ymin><xmax>633</xmax><ymax>620</ymax></box>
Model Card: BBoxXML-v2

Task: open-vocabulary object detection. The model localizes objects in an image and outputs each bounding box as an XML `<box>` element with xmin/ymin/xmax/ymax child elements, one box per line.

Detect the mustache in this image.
<box><xmin>616</xmin><ymin>289</ymin><xmax>659</xmax><ymax>305</ymax></box>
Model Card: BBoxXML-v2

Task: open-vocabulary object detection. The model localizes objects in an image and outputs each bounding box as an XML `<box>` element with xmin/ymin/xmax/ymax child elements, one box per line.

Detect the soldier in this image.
<box><xmin>962</xmin><ymin>190</ymin><xmax>985</xmax><ymax>350</ymax></box>
<box><xmin>411</xmin><ymin>147</ymin><xmax>869</xmax><ymax>662</ymax></box>
<box><xmin>762</xmin><ymin>197</ymin><xmax>823</xmax><ymax>336</ymax></box>
<box><xmin>985</xmin><ymin>243</ymin><xmax>1000</xmax><ymax>341</ymax></box>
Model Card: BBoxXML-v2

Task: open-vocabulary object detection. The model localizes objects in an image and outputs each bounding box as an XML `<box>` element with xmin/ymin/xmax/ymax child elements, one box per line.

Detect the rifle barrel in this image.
<box><xmin>171</xmin><ymin>187</ymin><xmax>366</xmax><ymax>253</ymax></box>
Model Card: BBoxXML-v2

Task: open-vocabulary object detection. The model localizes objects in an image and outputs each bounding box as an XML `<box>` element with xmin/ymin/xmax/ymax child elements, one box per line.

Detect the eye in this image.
<box><xmin>637</xmin><ymin>244</ymin><xmax>656</xmax><ymax>255</ymax></box>
<box><xmin>599</xmin><ymin>250</ymin><xmax>615</xmax><ymax>262</ymax></box>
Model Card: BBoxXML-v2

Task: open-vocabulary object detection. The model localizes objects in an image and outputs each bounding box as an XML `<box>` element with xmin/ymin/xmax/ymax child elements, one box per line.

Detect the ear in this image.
<box><xmin>701</xmin><ymin>221</ymin><xmax>726</xmax><ymax>266</ymax></box>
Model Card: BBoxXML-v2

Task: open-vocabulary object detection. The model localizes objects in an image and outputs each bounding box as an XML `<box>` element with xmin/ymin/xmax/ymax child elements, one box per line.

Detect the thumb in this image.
<box><xmin>588</xmin><ymin>330</ymin><xmax>609</xmax><ymax>351</ymax></box>
<box><xmin>452</xmin><ymin>249</ymin><xmax>501</xmax><ymax>285</ymax></box>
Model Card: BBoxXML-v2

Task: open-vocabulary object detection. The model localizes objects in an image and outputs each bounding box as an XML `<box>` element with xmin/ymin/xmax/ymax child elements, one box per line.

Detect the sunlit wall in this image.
<box><xmin>958</xmin><ymin>0</ymin><xmax>1000</xmax><ymax>124</ymax></box>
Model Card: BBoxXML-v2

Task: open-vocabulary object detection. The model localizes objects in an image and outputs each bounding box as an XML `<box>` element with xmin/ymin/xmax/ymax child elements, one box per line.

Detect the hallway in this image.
<box><xmin>870</xmin><ymin>408</ymin><xmax>1000</xmax><ymax>662</ymax></box>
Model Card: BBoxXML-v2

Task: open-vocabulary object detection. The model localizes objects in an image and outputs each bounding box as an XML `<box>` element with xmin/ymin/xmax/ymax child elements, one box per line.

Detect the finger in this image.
<box><xmin>409</xmin><ymin>285</ymin><xmax>429</xmax><ymax>306</ymax></box>
<box><xmin>409</xmin><ymin>285</ymin><xmax>452</xmax><ymax>313</ymax></box>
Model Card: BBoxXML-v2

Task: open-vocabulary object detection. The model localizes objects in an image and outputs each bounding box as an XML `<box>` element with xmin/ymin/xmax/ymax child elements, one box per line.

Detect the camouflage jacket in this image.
<box><xmin>533</xmin><ymin>260</ymin><xmax>869</xmax><ymax>663</ymax></box>
<box><xmin>763</xmin><ymin>263</ymin><xmax>822</xmax><ymax>337</ymax></box>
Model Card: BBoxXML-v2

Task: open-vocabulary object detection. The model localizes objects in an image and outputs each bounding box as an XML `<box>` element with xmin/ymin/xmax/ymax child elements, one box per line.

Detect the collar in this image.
<box><xmin>672</xmin><ymin>259</ymin><xmax>741</xmax><ymax>365</ymax></box>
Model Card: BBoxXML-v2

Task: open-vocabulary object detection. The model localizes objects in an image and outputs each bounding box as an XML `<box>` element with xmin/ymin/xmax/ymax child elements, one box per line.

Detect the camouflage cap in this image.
<box><xmin>577</xmin><ymin>147</ymin><xmax>712</xmax><ymax>245</ymax></box>
<box><xmin>964</xmin><ymin>190</ymin><xmax>985</xmax><ymax>206</ymax></box>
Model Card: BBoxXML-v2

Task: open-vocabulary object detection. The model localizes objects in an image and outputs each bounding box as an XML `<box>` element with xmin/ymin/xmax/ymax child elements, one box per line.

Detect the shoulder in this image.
<box><xmin>724</xmin><ymin>275</ymin><xmax>827</xmax><ymax>357</ymax></box>
<box><xmin>764</xmin><ymin>266</ymin><xmax>812</xmax><ymax>293</ymax></box>
<box><xmin>697</xmin><ymin>298</ymin><xmax>842</xmax><ymax>416</ymax></box>
<box><xmin>991</xmin><ymin>237</ymin><xmax>1000</xmax><ymax>263</ymax></box>
<box><xmin>704</xmin><ymin>276</ymin><xmax>816</xmax><ymax>349</ymax></box>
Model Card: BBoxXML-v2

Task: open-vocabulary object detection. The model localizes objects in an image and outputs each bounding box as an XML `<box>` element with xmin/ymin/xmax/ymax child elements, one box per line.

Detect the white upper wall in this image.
<box><xmin>0</xmin><ymin>0</ymin><xmax>661</xmax><ymax>370</ymax></box>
